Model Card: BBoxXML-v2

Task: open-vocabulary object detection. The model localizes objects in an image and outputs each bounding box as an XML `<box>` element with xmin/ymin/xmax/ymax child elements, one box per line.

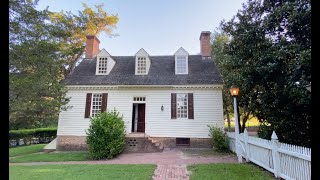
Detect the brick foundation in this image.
<box><xmin>149</xmin><ymin>137</ymin><xmax>212</xmax><ymax>148</ymax></box>
<box><xmin>57</xmin><ymin>136</ymin><xmax>212</xmax><ymax>151</ymax></box>
<box><xmin>56</xmin><ymin>136</ymin><xmax>88</xmax><ymax>151</ymax></box>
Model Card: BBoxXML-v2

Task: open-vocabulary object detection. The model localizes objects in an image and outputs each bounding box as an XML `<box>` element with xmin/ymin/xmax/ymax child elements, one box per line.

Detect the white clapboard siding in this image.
<box><xmin>57</xmin><ymin>88</ymin><xmax>223</xmax><ymax>138</ymax></box>
<box><xmin>227</xmin><ymin>131</ymin><xmax>311</xmax><ymax>180</ymax></box>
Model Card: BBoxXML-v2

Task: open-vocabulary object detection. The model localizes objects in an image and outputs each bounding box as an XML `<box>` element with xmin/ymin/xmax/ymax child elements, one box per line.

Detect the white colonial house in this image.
<box><xmin>56</xmin><ymin>31</ymin><xmax>224</xmax><ymax>151</ymax></box>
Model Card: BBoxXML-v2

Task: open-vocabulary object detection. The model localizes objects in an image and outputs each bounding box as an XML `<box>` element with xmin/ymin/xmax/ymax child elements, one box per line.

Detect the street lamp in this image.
<box><xmin>230</xmin><ymin>86</ymin><xmax>241</xmax><ymax>133</ymax></box>
<box><xmin>230</xmin><ymin>85</ymin><xmax>242</xmax><ymax>163</ymax></box>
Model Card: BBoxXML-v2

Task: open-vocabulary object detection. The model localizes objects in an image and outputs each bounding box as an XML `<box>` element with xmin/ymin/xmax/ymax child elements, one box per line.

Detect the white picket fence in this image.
<box><xmin>227</xmin><ymin>130</ymin><xmax>311</xmax><ymax>180</ymax></box>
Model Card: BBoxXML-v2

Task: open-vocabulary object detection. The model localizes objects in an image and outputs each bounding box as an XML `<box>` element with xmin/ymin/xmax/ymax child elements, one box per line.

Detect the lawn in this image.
<box><xmin>9</xmin><ymin>144</ymin><xmax>47</xmax><ymax>157</ymax></box>
<box><xmin>10</xmin><ymin>151</ymin><xmax>88</xmax><ymax>163</ymax></box>
<box><xmin>188</xmin><ymin>163</ymin><xmax>275</xmax><ymax>180</ymax></box>
<box><xmin>10</xmin><ymin>164</ymin><xmax>156</xmax><ymax>180</ymax></box>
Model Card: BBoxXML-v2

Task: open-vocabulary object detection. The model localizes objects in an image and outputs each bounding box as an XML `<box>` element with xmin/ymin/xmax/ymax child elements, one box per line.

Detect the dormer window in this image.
<box><xmin>135</xmin><ymin>48</ymin><xmax>151</xmax><ymax>75</ymax></box>
<box><xmin>176</xmin><ymin>56</ymin><xmax>187</xmax><ymax>74</ymax></box>
<box><xmin>95</xmin><ymin>49</ymin><xmax>116</xmax><ymax>75</ymax></box>
<box><xmin>97</xmin><ymin>57</ymin><xmax>108</xmax><ymax>74</ymax></box>
<box><xmin>137</xmin><ymin>57</ymin><xmax>147</xmax><ymax>74</ymax></box>
<box><xmin>174</xmin><ymin>47</ymin><xmax>189</xmax><ymax>75</ymax></box>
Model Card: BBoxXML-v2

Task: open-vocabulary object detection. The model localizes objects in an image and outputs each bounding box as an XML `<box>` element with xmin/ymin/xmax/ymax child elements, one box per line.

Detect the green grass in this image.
<box><xmin>10</xmin><ymin>152</ymin><xmax>88</xmax><ymax>163</ymax></box>
<box><xmin>182</xmin><ymin>148</ymin><xmax>233</xmax><ymax>157</ymax></box>
<box><xmin>9</xmin><ymin>144</ymin><xmax>47</xmax><ymax>157</ymax></box>
<box><xmin>188</xmin><ymin>163</ymin><xmax>275</xmax><ymax>180</ymax></box>
<box><xmin>9</xmin><ymin>164</ymin><xmax>156</xmax><ymax>180</ymax></box>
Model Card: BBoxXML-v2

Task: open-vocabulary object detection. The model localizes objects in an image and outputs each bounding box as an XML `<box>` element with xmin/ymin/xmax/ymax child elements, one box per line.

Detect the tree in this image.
<box><xmin>212</xmin><ymin>31</ymin><xmax>252</xmax><ymax>133</ymax></box>
<box><xmin>218</xmin><ymin>0</ymin><xmax>311</xmax><ymax>147</ymax></box>
<box><xmin>9</xmin><ymin>0</ymin><xmax>119</xmax><ymax>129</ymax></box>
<box><xmin>9</xmin><ymin>0</ymin><xmax>66</xmax><ymax>129</ymax></box>
<box><xmin>48</xmin><ymin>3</ymin><xmax>119</xmax><ymax>76</ymax></box>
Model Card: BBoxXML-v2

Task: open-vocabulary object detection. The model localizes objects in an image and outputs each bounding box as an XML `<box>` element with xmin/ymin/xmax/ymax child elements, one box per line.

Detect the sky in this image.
<box><xmin>36</xmin><ymin>0</ymin><xmax>247</xmax><ymax>56</ymax></box>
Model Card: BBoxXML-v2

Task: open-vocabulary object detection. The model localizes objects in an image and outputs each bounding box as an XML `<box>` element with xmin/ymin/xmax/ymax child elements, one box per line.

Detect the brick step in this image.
<box><xmin>124</xmin><ymin>137</ymin><xmax>163</xmax><ymax>153</ymax></box>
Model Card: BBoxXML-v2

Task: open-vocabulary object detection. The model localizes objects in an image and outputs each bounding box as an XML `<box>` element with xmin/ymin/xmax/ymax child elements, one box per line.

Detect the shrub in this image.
<box><xmin>9</xmin><ymin>127</ymin><xmax>57</xmax><ymax>145</ymax></box>
<box><xmin>208</xmin><ymin>125</ymin><xmax>229</xmax><ymax>152</ymax></box>
<box><xmin>257</xmin><ymin>122</ymin><xmax>273</xmax><ymax>140</ymax></box>
<box><xmin>86</xmin><ymin>110</ymin><xmax>126</xmax><ymax>160</ymax></box>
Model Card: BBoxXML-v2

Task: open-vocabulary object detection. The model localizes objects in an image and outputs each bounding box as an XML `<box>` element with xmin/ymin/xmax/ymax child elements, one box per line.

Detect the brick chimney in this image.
<box><xmin>200</xmin><ymin>31</ymin><xmax>212</xmax><ymax>59</ymax></box>
<box><xmin>85</xmin><ymin>35</ymin><xmax>100</xmax><ymax>59</ymax></box>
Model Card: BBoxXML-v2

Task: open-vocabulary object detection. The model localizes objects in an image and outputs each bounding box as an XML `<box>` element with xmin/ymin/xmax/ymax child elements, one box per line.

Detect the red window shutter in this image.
<box><xmin>101</xmin><ymin>93</ymin><xmax>108</xmax><ymax>112</ymax></box>
<box><xmin>171</xmin><ymin>93</ymin><xmax>177</xmax><ymax>119</ymax></box>
<box><xmin>188</xmin><ymin>93</ymin><xmax>194</xmax><ymax>119</ymax></box>
<box><xmin>84</xmin><ymin>93</ymin><xmax>92</xmax><ymax>118</ymax></box>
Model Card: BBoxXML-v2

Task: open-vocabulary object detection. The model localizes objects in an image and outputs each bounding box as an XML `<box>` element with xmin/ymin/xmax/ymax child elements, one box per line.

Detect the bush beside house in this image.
<box><xmin>208</xmin><ymin>125</ymin><xmax>229</xmax><ymax>152</ymax></box>
<box><xmin>86</xmin><ymin>110</ymin><xmax>126</xmax><ymax>160</ymax></box>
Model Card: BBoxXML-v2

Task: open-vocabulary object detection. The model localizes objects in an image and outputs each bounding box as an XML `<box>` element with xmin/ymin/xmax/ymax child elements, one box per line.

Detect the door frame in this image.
<box><xmin>131</xmin><ymin>102</ymin><xmax>146</xmax><ymax>133</ymax></box>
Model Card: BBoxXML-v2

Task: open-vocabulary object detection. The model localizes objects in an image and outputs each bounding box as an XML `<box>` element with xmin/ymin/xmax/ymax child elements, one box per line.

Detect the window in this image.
<box><xmin>91</xmin><ymin>93</ymin><xmax>102</xmax><ymax>117</ymax></box>
<box><xmin>177</xmin><ymin>94</ymin><xmax>188</xmax><ymax>118</ymax></box>
<box><xmin>97</xmin><ymin>57</ymin><xmax>107</xmax><ymax>74</ymax></box>
<box><xmin>133</xmin><ymin>97</ymin><xmax>146</xmax><ymax>102</ymax></box>
<box><xmin>176</xmin><ymin>56</ymin><xmax>187</xmax><ymax>74</ymax></box>
<box><xmin>176</xmin><ymin>138</ymin><xmax>190</xmax><ymax>146</ymax></box>
<box><xmin>137</xmin><ymin>57</ymin><xmax>146</xmax><ymax>74</ymax></box>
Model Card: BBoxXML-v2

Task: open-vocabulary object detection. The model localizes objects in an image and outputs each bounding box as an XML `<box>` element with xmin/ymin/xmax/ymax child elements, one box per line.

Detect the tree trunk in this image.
<box><xmin>241</xmin><ymin>111</ymin><xmax>250</xmax><ymax>133</ymax></box>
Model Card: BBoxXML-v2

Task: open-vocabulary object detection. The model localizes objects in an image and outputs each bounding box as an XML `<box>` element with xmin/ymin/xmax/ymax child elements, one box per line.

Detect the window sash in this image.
<box><xmin>176</xmin><ymin>93</ymin><xmax>188</xmax><ymax>118</ymax></box>
<box><xmin>91</xmin><ymin>93</ymin><xmax>102</xmax><ymax>117</ymax></box>
<box><xmin>176</xmin><ymin>56</ymin><xmax>187</xmax><ymax>74</ymax></box>
<box><xmin>137</xmin><ymin>57</ymin><xmax>147</xmax><ymax>74</ymax></box>
<box><xmin>98</xmin><ymin>57</ymin><xmax>108</xmax><ymax>74</ymax></box>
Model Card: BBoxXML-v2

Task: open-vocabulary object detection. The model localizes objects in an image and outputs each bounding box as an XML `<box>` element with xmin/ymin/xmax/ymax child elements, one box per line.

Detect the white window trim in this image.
<box><xmin>176</xmin><ymin>93</ymin><xmax>188</xmax><ymax>119</ymax></box>
<box><xmin>135</xmin><ymin>56</ymin><xmax>148</xmax><ymax>75</ymax></box>
<box><xmin>175</xmin><ymin>55</ymin><xmax>188</xmax><ymax>74</ymax></box>
<box><xmin>90</xmin><ymin>93</ymin><xmax>102</xmax><ymax>117</ymax></box>
<box><xmin>96</xmin><ymin>56</ymin><xmax>108</xmax><ymax>75</ymax></box>
<box><xmin>133</xmin><ymin>97</ymin><xmax>146</xmax><ymax>103</ymax></box>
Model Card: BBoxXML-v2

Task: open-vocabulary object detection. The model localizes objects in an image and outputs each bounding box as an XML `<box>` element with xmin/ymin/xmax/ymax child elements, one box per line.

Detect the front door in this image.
<box><xmin>137</xmin><ymin>104</ymin><xmax>145</xmax><ymax>132</ymax></box>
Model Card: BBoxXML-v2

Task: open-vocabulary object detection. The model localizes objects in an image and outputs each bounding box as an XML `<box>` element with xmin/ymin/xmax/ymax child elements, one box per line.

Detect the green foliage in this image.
<box><xmin>48</xmin><ymin>3</ymin><xmax>119</xmax><ymax>76</ymax></box>
<box><xmin>9</xmin><ymin>0</ymin><xmax>68</xmax><ymax>130</ymax></box>
<box><xmin>208</xmin><ymin>125</ymin><xmax>229</xmax><ymax>152</ymax></box>
<box><xmin>9</xmin><ymin>128</ymin><xmax>57</xmax><ymax>144</ymax></box>
<box><xmin>257</xmin><ymin>122</ymin><xmax>273</xmax><ymax>140</ymax></box>
<box><xmin>9</xmin><ymin>1</ymin><xmax>118</xmax><ymax>130</ymax></box>
<box><xmin>216</xmin><ymin>0</ymin><xmax>311</xmax><ymax>147</ymax></box>
<box><xmin>86</xmin><ymin>111</ymin><xmax>126</xmax><ymax>160</ymax></box>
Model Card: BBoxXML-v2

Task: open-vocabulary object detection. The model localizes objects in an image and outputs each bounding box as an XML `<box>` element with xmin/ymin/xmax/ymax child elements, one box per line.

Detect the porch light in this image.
<box><xmin>161</xmin><ymin>105</ymin><xmax>164</xmax><ymax>111</ymax></box>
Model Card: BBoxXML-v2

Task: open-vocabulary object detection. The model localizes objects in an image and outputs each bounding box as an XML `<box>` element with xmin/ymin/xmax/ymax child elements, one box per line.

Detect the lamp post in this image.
<box><xmin>230</xmin><ymin>85</ymin><xmax>242</xmax><ymax>163</ymax></box>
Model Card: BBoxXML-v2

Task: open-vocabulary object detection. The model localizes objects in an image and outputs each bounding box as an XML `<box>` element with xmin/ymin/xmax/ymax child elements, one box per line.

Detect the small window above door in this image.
<box><xmin>133</xmin><ymin>97</ymin><xmax>146</xmax><ymax>102</ymax></box>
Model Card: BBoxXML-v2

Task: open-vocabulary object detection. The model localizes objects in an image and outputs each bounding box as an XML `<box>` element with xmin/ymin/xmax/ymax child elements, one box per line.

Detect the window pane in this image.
<box><xmin>91</xmin><ymin>93</ymin><xmax>102</xmax><ymax>117</ymax></box>
<box><xmin>137</xmin><ymin>57</ymin><xmax>146</xmax><ymax>74</ymax></box>
<box><xmin>98</xmin><ymin>57</ymin><xmax>108</xmax><ymax>74</ymax></box>
<box><xmin>176</xmin><ymin>93</ymin><xmax>188</xmax><ymax>118</ymax></box>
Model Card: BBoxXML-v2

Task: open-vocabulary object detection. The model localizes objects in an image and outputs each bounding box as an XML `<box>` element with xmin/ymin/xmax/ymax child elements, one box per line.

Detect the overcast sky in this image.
<box><xmin>37</xmin><ymin>0</ymin><xmax>247</xmax><ymax>56</ymax></box>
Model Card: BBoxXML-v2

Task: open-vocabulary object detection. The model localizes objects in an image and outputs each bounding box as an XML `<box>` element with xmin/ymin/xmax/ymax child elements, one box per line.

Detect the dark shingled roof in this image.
<box><xmin>64</xmin><ymin>55</ymin><xmax>223</xmax><ymax>85</ymax></box>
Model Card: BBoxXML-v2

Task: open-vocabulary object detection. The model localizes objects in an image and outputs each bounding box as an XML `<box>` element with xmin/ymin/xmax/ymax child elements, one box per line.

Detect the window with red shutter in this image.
<box><xmin>171</xmin><ymin>93</ymin><xmax>177</xmax><ymax>119</ymax></box>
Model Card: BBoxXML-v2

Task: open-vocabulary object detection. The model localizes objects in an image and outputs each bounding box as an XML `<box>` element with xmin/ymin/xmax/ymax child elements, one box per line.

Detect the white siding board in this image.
<box><xmin>57</xmin><ymin>88</ymin><xmax>223</xmax><ymax>138</ymax></box>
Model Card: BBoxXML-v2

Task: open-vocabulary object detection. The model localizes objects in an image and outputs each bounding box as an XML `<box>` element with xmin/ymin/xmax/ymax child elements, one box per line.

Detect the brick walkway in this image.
<box><xmin>10</xmin><ymin>148</ymin><xmax>237</xmax><ymax>180</ymax></box>
<box><xmin>152</xmin><ymin>164</ymin><xmax>189</xmax><ymax>180</ymax></box>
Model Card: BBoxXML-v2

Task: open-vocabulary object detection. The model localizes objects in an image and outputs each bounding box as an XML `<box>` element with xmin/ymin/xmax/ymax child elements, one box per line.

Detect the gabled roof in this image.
<box><xmin>64</xmin><ymin>55</ymin><xmax>223</xmax><ymax>85</ymax></box>
<box><xmin>174</xmin><ymin>47</ymin><xmax>189</xmax><ymax>55</ymax></box>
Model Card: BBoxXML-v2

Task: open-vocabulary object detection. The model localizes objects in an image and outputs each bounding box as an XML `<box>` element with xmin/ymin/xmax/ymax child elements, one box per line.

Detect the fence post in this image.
<box><xmin>244</xmin><ymin>128</ymin><xmax>250</xmax><ymax>162</ymax></box>
<box><xmin>271</xmin><ymin>131</ymin><xmax>280</xmax><ymax>178</ymax></box>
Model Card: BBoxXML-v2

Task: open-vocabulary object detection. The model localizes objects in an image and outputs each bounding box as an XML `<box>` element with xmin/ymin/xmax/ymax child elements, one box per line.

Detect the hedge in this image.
<box><xmin>9</xmin><ymin>128</ymin><xmax>57</xmax><ymax>145</ymax></box>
